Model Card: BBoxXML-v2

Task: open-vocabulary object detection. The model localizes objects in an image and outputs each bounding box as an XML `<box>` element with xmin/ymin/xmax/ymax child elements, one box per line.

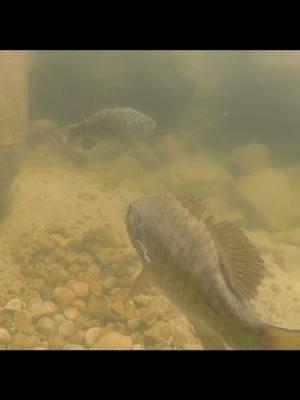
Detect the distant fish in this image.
<box><xmin>59</xmin><ymin>107</ymin><xmax>157</xmax><ymax>151</ymax></box>
<box><xmin>126</xmin><ymin>192</ymin><xmax>300</xmax><ymax>349</ymax></box>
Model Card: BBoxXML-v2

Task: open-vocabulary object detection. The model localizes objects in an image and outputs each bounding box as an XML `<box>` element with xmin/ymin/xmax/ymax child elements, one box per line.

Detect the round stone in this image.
<box><xmin>92</xmin><ymin>332</ymin><xmax>132</xmax><ymax>350</ymax></box>
<box><xmin>68</xmin><ymin>281</ymin><xmax>89</xmax><ymax>299</ymax></box>
<box><xmin>0</xmin><ymin>328</ymin><xmax>11</xmax><ymax>344</ymax></box>
<box><xmin>14</xmin><ymin>310</ymin><xmax>33</xmax><ymax>335</ymax></box>
<box><xmin>53</xmin><ymin>287</ymin><xmax>75</xmax><ymax>307</ymax></box>
<box><xmin>85</xmin><ymin>327</ymin><xmax>102</xmax><ymax>347</ymax></box>
<box><xmin>4</xmin><ymin>298</ymin><xmax>23</xmax><ymax>312</ymax></box>
<box><xmin>36</xmin><ymin>316</ymin><xmax>57</xmax><ymax>336</ymax></box>
<box><xmin>64</xmin><ymin>307</ymin><xmax>80</xmax><ymax>321</ymax></box>
<box><xmin>63</xmin><ymin>343</ymin><xmax>85</xmax><ymax>350</ymax></box>
<box><xmin>48</xmin><ymin>334</ymin><xmax>65</xmax><ymax>350</ymax></box>
<box><xmin>58</xmin><ymin>320</ymin><xmax>74</xmax><ymax>338</ymax></box>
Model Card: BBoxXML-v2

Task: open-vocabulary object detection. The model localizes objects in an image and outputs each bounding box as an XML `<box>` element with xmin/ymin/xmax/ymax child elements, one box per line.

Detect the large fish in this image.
<box><xmin>63</xmin><ymin>107</ymin><xmax>157</xmax><ymax>151</ymax></box>
<box><xmin>126</xmin><ymin>192</ymin><xmax>300</xmax><ymax>350</ymax></box>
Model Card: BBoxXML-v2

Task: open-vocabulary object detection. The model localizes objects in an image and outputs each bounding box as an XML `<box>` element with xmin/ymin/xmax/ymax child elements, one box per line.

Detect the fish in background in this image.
<box><xmin>126</xmin><ymin>192</ymin><xmax>300</xmax><ymax>350</ymax></box>
<box><xmin>53</xmin><ymin>107</ymin><xmax>157</xmax><ymax>152</ymax></box>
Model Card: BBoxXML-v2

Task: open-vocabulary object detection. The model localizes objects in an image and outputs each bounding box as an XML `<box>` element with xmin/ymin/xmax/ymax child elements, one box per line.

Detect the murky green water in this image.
<box><xmin>0</xmin><ymin>50</ymin><xmax>300</xmax><ymax>350</ymax></box>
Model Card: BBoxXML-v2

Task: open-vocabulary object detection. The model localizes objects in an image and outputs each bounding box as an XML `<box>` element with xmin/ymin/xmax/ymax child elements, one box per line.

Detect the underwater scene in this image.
<box><xmin>1</xmin><ymin>50</ymin><xmax>300</xmax><ymax>350</ymax></box>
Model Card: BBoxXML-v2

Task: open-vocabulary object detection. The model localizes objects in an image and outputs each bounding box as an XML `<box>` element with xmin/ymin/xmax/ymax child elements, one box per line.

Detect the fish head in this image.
<box><xmin>126</xmin><ymin>197</ymin><xmax>159</xmax><ymax>266</ymax></box>
<box><xmin>126</xmin><ymin>194</ymin><xmax>173</xmax><ymax>265</ymax></box>
<box><xmin>126</xmin><ymin>194</ymin><xmax>172</xmax><ymax>236</ymax></box>
<box><xmin>126</xmin><ymin>200</ymin><xmax>144</xmax><ymax>245</ymax></box>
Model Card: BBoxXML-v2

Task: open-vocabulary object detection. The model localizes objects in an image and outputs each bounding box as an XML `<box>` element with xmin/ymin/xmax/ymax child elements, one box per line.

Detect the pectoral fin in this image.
<box><xmin>131</xmin><ymin>268</ymin><xmax>153</xmax><ymax>296</ymax></box>
<box><xmin>81</xmin><ymin>135</ymin><xmax>99</xmax><ymax>150</ymax></box>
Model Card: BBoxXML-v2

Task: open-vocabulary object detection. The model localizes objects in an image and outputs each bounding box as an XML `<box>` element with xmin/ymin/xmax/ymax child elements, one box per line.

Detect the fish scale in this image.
<box><xmin>67</xmin><ymin>107</ymin><xmax>157</xmax><ymax>150</ymax></box>
<box><xmin>126</xmin><ymin>192</ymin><xmax>300</xmax><ymax>349</ymax></box>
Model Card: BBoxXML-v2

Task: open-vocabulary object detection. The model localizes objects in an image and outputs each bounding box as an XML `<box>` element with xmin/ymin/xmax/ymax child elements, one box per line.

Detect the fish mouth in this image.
<box><xmin>125</xmin><ymin>202</ymin><xmax>144</xmax><ymax>251</ymax></box>
<box><xmin>125</xmin><ymin>203</ymin><xmax>137</xmax><ymax>243</ymax></box>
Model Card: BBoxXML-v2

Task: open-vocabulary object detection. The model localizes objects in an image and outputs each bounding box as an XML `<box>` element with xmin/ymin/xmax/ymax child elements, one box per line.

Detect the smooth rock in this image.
<box><xmin>53</xmin><ymin>287</ymin><xmax>75</xmax><ymax>307</ymax></box>
<box><xmin>85</xmin><ymin>319</ymin><xmax>102</xmax><ymax>329</ymax></box>
<box><xmin>92</xmin><ymin>332</ymin><xmax>132</xmax><ymax>350</ymax></box>
<box><xmin>72</xmin><ymin>299</ymin><xmax>86</xmax><ymax>310</ymax></box>
<box><xmin>23</xmin><ymin>335</ymin><xmax>42</xmax><ymax>349</ymax></box>
<box><xmin>102</xmin><ymin>277</ymin><xmax>117</xmax><ymax>290</ymax></box>
<box><xmin>58</xmin><ymin>320</ymin><xmax>74</xmax><ymax>338</ymax></box>
<box><xmin>89</xmin><ymin>280</ymin><xmax>103</xmax><ymax>297</ymax></box>
<box><xmin>31</xmin><ymin>301</ymin><xmax>58</xmax><ymax>320</ymax></box>
<box><xmin>182</xmin><ymin>343</ymin><xmax>203</xmax><ymax>350</ymax></box>
<box><xmin>127</xmin><ymin>319</ymin><xmax>142</xmax><ymax>332</ymax></box>
<box><xmin>52</xmin><ymin>313</ymin><xmax>66</xmax><ymax>325</ymax></box>
<box><xmin>64</xmin><ymin>307</ymin><xmax>80</xmax><ymax>321</ymax></box>
<box><xmin>70</xmin><ymin>330</ymin><xmax>85</xmax><ymax>345</ymax></box>
<box><xmin>133</xmin><ymin>294</ymin><xmax>152</xmax><ymax>307</ymax></box>
<box><xmin>36</xmin><ymin>316</ymin><xmax>57</xmax><ymax>336</ymax></box>
<box><xmin>132</xmin><ymin>343</ymin><xmax>145</xmax><ymax>350</ymax></box>
<box><xmin>85</xmin><ymin>264</ymin><xmax>101</xmax><ymax>282</ymax></box>
<box><xmin>14</xmin><ymin>310</ymin><xmax>33</xmax><ymax>335</ymax></box>
<box><xmin>0</xmin><ymin>328</ymin><xmax>11</xmax><ymax>344</ymax></box>
<box><xmin>4</xmin><ymin>298</ymin><xmax>23</xmax><ymax>312</ymax></box>
<box><xmin>68</xmin><ymin>280</ymin><xmax>89</xmax><ymax>299</ymax></box>
<box><xmin>86</xmin><ymin>327</ymin><xmax>102</xmax><ymax>347</ymax></box>
<box><xmin>48</xmin><ymin>334</ymin><xmax>65</xmax><ymax>350</ymax></box>
<box><xmin>63</xmin><ymin>343</ymin><xmax>85</xmax><ymax>350</ymax></box>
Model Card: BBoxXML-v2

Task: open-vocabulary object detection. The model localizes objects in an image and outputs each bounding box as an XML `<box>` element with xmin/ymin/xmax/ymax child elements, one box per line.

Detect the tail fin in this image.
<box><xmin>263</xmin><ymin>324</ymin><xmax>300</xmax><ymax>350</ymax></box>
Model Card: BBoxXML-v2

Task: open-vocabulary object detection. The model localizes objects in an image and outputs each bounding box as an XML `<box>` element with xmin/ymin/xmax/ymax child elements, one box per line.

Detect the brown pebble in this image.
<box><xmin>70</xmin><ymin>330</ymin><xmax>85</xmax><ymax>345</ymax></box>
<box><xmin>65</xmin><ymin>253</ymin><xmax>78</xmax><ymax>264</ymax></box>
<box><xmin>68</xmin><ymin>263</ymin><xmax>82</xmax><ymax>275</ymax></box>
<box><xmin>89</xmin><ymin>281</ymin><xmax>103</xmax><ymax>297</ymax></box>
<box><xmin>53</xmin><ymin>287</ymin><xmax>75</xmax><ymax>307</ymax></box>
<box><xmin>103</xmin><ymin>277</ymin><xmax>117</xmax><ymax>291</ymax></box>
<box><xmin>85</xmin><ymin>319</ymin><xmax>102</xmax><ymax>329</ymax></box>
<box><xmin>85</xmin><ymin>264</ymin><xmax>101</xmax><ymax>282</ymax></box>
<box><xmin>77</xmin><ymin>253</ymin><xmax>94</xmax><ymax>266</ymax></box>
<box><xmin>58</xmin><ymin>320</ymin><xmax>74</xmax><ymax>338</ymax></box>
<box><xmin>100</xmin><ymin>323</ymin><xmax>116</xmax><ymax>337</ymax></box>
<box><xmin>87</xmin><ymin>295</ymin><xmax>103</xmax><ymax>315</ymax></box>
<box><xmin>67</xmin><ymin>280</ymin><xmax>89</xmax><ymax>299</ymax></box>
<box><xmin>64</xmin><ymin>307</ymin><xmax>80</xmax><ymax>321</ymax></box>
<box><xmin>48</xmin><ymin>334</ymin><xmax>65</xmax><ymax>350</ymax></box>
<box><xmin>14</xmin><ymin>311</ymin><xmax>33</xmax><ymax>335</ymax></box>
<box><xmin>72</xmin><ymin>299</ymin><xmax>87</xmax><ymax>310</ymax></box>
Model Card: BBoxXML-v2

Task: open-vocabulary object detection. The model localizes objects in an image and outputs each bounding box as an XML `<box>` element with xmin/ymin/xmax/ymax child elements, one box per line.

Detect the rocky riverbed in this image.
<box><xmin>0</xmin><ymin>135</ymin><xmax>300</xmax><ymax>350</ymax></box>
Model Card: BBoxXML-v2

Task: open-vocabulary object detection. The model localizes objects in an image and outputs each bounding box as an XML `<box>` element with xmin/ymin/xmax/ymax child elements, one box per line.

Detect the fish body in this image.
<box><xmin>66</xmin><ymin>107</ymin><xmax>156</xmax><ymax>150</ymax></box>
<box><xmin>126</xmin><ymin>192</ymin><xmax>300</xmax><ymax>349</ymax></box>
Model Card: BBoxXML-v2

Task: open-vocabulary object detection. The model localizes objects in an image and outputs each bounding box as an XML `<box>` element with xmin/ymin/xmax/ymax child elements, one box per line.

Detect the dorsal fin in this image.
<box><xmin>176</xmin><ymin>192</ymin><xmax>211</xmax><ymax>222</ymax></box>
<box><xmin>176</xmin><ymin>192</ymin><xmax>265</xmax><ymax>300</ymax></box>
